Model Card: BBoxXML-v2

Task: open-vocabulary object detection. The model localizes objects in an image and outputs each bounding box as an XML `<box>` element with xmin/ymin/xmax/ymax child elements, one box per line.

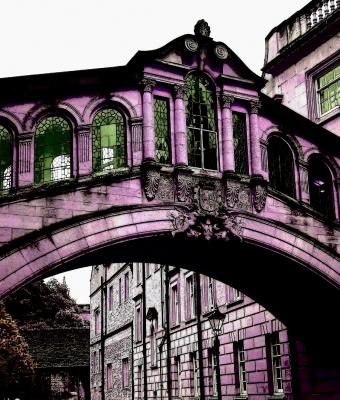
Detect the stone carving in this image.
<box><xmin>250</xmin><ymin>100</ymin><xmax>261</xmax><ymax>114</ymax></box>
<box><xmin>140</xmin><ymin>78</ymin><xmax>156</xmax><ymax>93</ymax></box>
<box><xmin>142</xmin><ymin>166</ymin><xmax>161</xmax><ymax>201</ymax></box>
<box><xmin>194</xmin><ymin>19</ymin><xmax>211</xmax><ymax>37</ymax></box>
<box><xmin>185</xmin><ymin>38</ymin><xmax>199</xmax><ymax>52</ymax></box>
<box><xmin>176</xmin><ymin>174</ymin><xmax>193</xmax><ymax>203</ymax></box>
<box><xmin>173</xmin><ymin>84</ymin><xmax>188</xmax><ymax>100</ymax></box>
<box><xmin>157</xmin><ymin>175</ymin><xmax>174</xmax><ymax>201</ymax></box>
<box><xmin>238</xmin><ymin>190</ymin><xmax>250</xmax><ymax>209</ymax></box>
<box><xmin>169</xmin><ymin>207</ymin><xmax>243</xmax><ymax>242</ymax></box>
<box><xmin>220</xmin><ymin>94</ymin><xmax>234</xmax><ymax>109</ymax></box>
<box><xmin>253</xmin><ymin>183</ymin><xmax>267</xmax><ymax>212</ymax></box>
<box><xmin>226</xmin><ymin>183</ymin><xmax>240</xmax><ymax>208</ymax></box>
<box><xmin>214</xmin><ymin>44</ymin><xmax>228</xmax><ymax>59</ymax></box>
<box><xmin>194</xmin><ymin>182</ymin><xmax>222</xmax><ymax>214</ymax></box>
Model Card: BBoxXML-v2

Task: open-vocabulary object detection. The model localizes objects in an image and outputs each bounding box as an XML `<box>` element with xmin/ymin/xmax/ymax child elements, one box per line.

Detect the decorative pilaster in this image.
<box><xmin>249</xmin><ymin>100</ymin><xmax>262</xmax><ymax>177</ymax></box>
<box><xmin>220</xmin><ymin>94</ymin><xmax>235</xmax><ymax>173</ymax></box>
<box><xmin>18</xmin><ymin>133</ymin><xmax>34</xmax><ymax>187</ymax></box>
<box><xmin>299</xmin><ymin>161</ymin><xmax>310</xmax><ymax>204</ymax></box>
<box><xmin>173</xmin><ymin>84</ymin><xmax>188</xmax><ymax>166</ymax></box>
<box><xmin>140</xmin><ymin>78</ymin><xmax>156</xmax><ymax>162</ymax></box>
<box><xmin>131</xmin><ymin>117</ymin><xmax>143</xmax><ymax>165</ymax></box>
<box><xmin>77</xmin><ymin>125</ymin><xmax>92</xmax><ymax>176</ymax></box>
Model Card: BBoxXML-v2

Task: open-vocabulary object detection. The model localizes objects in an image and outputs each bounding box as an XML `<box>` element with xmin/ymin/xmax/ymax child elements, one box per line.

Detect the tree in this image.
<box><xmin>0</xmin><ymin>302</ymin><xmax>35</xmax><ymax>399</ymax></box>
<box><xmin>4</xmin><ymin>278</ymin><xmax>88</xmax><ymax>330</ymax></box>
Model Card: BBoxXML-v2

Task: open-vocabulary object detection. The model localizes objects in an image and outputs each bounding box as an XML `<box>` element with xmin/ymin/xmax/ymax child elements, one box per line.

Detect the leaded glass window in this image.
<box><xmin>185</xmin><ymin>73</ymin><xmax>218</xmax><ymax>170</ymax></box>
<box><xmin>0</xmin><ymin>125</ymin><xmax>12</xmax><ymax>190</ymax></box>
<box><xmin>232</xmin><ymin>112</ymin><xmax>249</xmax><ymax>175</ymax></box>
<box><xmin>154</xmin><ymin>97</ymin><xmax>170</xmax><ymax>163</ymax></box>
<box><xmin>308</xmin><ymin>157</ymin><xmax>334</xmax><ymax>219</ymax></box>
<box><xmin>268</xmin><ymin>136</ymin><xmax>296</xmax><ymax>198</ymax></box>
<box><xmin>34</xmin><ymin>116</ymin><xmax>72</xmax><ymax>184</ymax></box>
<box><xmin>92</xmin><ymin>108</ymin><xmax>126</xmax><ymax>172</ymax></box>
<box><xmin>317</xmin><ymin>65</ymin><xmax>340</xmax><ymax>115</ymax></box>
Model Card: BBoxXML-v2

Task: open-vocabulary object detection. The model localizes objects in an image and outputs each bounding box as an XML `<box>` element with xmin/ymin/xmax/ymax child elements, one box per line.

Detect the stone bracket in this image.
<box><xmin>141</xmin><ymin>161</ymin><xmax>161</xmax><ymax>201</ymax></box>
<box><xmin>250</xmin><ymin>175</ymin><xmax>268</xmax><ymax>213</ymax></box>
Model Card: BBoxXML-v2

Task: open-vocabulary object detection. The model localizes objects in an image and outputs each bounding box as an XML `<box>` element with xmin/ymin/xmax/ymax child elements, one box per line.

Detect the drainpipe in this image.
<box><xmin>165</xmin><ymin>265</ymin><xmax>172</xmax><ymax>400</ymax></box>
<box><xmin>131</xmin><ymin>322</ymin><xmax>135</xmax><ymax>400</ymax></box>
<box><xmin>195</xmin><ymin>273</ymin><xmax>205</xmax><ymax>400</ymax></box>
<box><xmin>100</xmin><ymin>275</ymin><xmax>105</xmax><ymax>400</ymax></box>
<box><xmin>142</xmin><ymin>263</ymin><xmax>148</xmax><ymax>400</ymax></box>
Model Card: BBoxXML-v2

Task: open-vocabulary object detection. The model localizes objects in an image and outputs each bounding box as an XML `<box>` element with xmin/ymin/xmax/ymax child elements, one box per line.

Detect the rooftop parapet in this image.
<box><xmin>263</xmin><ymin>0</ymin><xmax>340</xmax><ymax>73</ymax></box>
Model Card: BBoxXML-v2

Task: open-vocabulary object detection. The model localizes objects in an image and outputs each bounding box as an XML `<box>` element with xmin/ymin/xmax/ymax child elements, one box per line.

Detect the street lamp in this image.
<box><xmin>208</xmin><ymin>307</ymin><xmax>226</xmax><ymax>400</ymax></box>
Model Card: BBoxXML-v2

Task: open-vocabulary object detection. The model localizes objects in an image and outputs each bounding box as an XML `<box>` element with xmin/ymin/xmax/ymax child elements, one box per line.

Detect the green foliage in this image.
<box><xmin>4</xmin><ymin>278</ymin><xmax>88</xmax><ymax>330</ymax></box>
<box><xmin>0</xmin><ymin>302</ymin><xmax>35</xmax><ymax>398</ymax></box>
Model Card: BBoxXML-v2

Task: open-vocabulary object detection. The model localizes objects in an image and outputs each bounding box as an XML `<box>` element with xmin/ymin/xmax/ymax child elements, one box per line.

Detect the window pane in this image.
<box><xmin>318</xmin><ymin>65</ymin><xmax>340</xmax><ymax>115</ymax></box>
<box><xmin>233</xmin><ymin>112</ymin><xmax>249</xmax><ymax>175</ymax></box>
<box><xmin>92</xmin><ymin>108</ymin><xmax>126</xmax><ymax>172</ymax></box>
<box><xmin>154</xmin><ymin>98</ymin><xmax>170</xmax><ymax>164</ymax></box>
<box><xmin>0</xmin><ymin>125</ymin><xmax>12</xmax><ymax>190</ymax></box>
<box><xmin>34</xmin><ymin>116</ymin><xmax>72</xmax><ymax>184</ymax></box>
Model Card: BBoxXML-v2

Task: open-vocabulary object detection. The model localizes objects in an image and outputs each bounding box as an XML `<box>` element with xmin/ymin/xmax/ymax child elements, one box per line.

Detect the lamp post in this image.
<box><xmin>208</xmin><ymin>307</ymin><xmax>226</xmax><ymax>400</ymax></box>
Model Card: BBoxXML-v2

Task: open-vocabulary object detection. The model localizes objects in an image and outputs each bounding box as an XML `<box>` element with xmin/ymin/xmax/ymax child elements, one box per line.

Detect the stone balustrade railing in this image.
<box><xmin>264</xmin><ymin>0</ymin><xmax>340</xmax><ymax>67</ymax></box>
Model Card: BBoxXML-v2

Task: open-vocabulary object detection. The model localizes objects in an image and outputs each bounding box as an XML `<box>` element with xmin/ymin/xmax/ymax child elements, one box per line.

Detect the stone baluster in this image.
<box><xmin>140</xmin><ymin>78</ymin><xmax>156</xmax><ymax>162</ymax></box>
<box><xmin>312</xmin><ymin>8</ymin><xmax>318</xmax><ymax>25</ymax></box>
<box><xmin>330</xmin><ymin>0</ymin><xmax>335</xmax><ymax>11</ymax></box>
<box><xmin>306</xmin><ymin>12</ymin><xmax>312</xmax><ymax>29</ymax></box>
<box><xmin>324</xmin><ymin>0</ymin><xmax>329</xmax><ymax>16</ymax></box>
<box><xmin>249</xmin><ymin>100</ymin><xmax>262</xmax><ymax>177</ymax></box>
<box><xmin>220</xmin><ymin>94</ymin><xmax>235</xmax><ymax>173</ymax></box>
<box><xmin>337</xmin><ymin>0</ymin><xmax>340</xmax><ymax>8</ymax></box>
<box><xmin>173</xmin><ymin>84</ymin><xmax>188</xmax><ymax>166</ymax></box>
<box><xmin>318</xmin><ymin>2</ymin><xmax>324</xmax><ymax>20</ymax></box>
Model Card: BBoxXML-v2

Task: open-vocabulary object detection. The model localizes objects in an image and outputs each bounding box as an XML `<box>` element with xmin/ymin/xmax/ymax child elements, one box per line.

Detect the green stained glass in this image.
<box><xmin>35</xmin><ymin>116</ymin><xmax>72</xmax><ymax>184</ymax></box>
<box><xmin>154</xmin><ymin>98</ymin><xmax>170</xmax><ymax>164</ymax></box>
<box><xmin>233</xmin><ymin>112</ymin><xmax>249</xmax><ymax>175</ymax></box>
<box><xmin>92</xmin><ymin>108</ymin><xmax>126</xmax><ymax>172</ymax></box>
<box><xmin>0</xmin><ymin>125</ymin><xmax>12</xmax><ymax>190</ymax></box>
<box><xmin>318</xmin><ymin>65</ymin><xmax>340</xmax><ymax>115</ymax></box>
<box><xmin>185</xmin><ymin>73</ymin><xmax>218</xmax><ymax>170</ymax></box>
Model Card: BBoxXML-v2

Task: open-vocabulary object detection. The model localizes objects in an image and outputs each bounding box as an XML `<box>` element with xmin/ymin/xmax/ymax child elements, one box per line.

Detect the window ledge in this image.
<box><xmin>267</xmin><ymin>395</ymin><xmax>286</xmax><ymax>400</ymax></box>
<box><xmin>185</xmin><ymin>316</ymin><xmax>197</xmax><ymax>324</ymax></box>
<box><xmin>227</xmin><ymin>298</ymin><xmax>244</xmax><ymax>308</ymax></box>
<box><xmin>316</xmin><ymin>106</ymin><xmax>340</xmax><ymax>125</ymax></box>
<box><xmin>233</xmin><ymin>396</ymin><xmax>248</xmax><ymax>400</ymax></box>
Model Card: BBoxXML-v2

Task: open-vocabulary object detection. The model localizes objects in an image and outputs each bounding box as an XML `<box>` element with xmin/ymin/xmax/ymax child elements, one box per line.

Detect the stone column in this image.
<box><xmin>173</xmin><ymin>84</ymin><xmax>188</xmax><ymax>166</ymax></box>
<box><xmin>299</xmin><ymin>161</ymin><xmax>310</xmax><ymax>204</ymax></box>
<box><xmin>249</xmin><ymin>100</ymin><xmax>262</xmax><ymax>177</ymax></box>
<box><xmin>77</xmin><ymin>124</ymin><xmax>92</xmax><ymax>176</ymax></box>
<box><xmin>18</xmin><ymin>133</ymin><xmax>34</xmax><ymax>187</ymax></box>
<box><xmin>140</xmin><ymin>78</ymin><xmax>156</xmax><ymax>162</ymax></box>
<box><xmin>220</xmin><ymin>94</ymin><xmax>235</xmax><ymax>173</ymax></box>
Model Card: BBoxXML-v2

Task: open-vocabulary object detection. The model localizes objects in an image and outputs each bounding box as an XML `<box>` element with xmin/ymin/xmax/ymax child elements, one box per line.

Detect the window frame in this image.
<box><xmin>0</xmin><ymin>123</ymin><xmax>13</xmax><ymax>192</ymax></box>
<box><xmin>154</xmin><ymin>96</ymin><xmax>171</xmax><ymax>164</ymax></box>
<box><xmin>122</xmin><ymin>357</ymin><xmax>129</xmax><ymax>389</ymax></box>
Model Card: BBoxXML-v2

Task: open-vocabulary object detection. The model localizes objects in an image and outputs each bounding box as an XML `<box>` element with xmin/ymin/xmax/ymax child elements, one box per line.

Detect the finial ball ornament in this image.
<box><xmin>194</xmin><ymin>19</ymin><xmax>211</xmax><ymax>37</ymax></box>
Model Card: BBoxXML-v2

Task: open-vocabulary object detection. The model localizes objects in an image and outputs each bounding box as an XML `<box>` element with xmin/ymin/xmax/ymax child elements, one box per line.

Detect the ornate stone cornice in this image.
<box><xmin>250</xmin><ymin>100</ymin><xmax>261</xmax><ymax>114</ymax></box>
<box><xmin>140</xmin><ymin>78</ymin><xmax>156</xmax><ymax>93</ymax></box>
<box><xmin>220</xmin><ymin>94</ymin><xmax>234</xmax><ymax>109</ymax></box>
<box><xmin>173</xmin><ymin>84</ymin><xmax>188</xmax><ymax>100</ymax></box>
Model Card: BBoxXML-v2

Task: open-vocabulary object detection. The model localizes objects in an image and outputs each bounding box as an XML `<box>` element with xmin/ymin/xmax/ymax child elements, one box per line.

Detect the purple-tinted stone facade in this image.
<box><xmin>0</xmin><ymin>1</ymin><xmax>339</xmax><ymax>398</ymax></box>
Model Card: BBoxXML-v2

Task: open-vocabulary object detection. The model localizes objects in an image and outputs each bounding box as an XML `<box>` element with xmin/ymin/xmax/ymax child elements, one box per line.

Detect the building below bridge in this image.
<box><xmin>90</xmin><ymin>263</ymin><xmax>310</xmax><ymax>400</ymax></box>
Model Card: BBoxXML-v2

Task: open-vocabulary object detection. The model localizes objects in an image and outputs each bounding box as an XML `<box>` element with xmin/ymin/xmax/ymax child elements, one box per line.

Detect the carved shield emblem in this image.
<box><xmin>199</xmin><ymin>187</ymin><xmax>217</xmax><ymax>213</ymax></box>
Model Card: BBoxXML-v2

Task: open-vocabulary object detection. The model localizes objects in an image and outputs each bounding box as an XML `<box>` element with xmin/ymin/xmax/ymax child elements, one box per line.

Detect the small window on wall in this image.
<box><xmin>317</xmin><ymin>65</ymin><xmax>340</xmax><ymax>116</ymax></box>
<box><xmin>0</xmin><ymin>125</ymin><xmax>12</xmax><ymax>191</ymax></box>
<box><xmin>34</xmin><ymin>116</ymin><xmax>72</xmax><ymax>184</ymax></box>
<box><xmin>232</xmin><ymin>112</ymin><xmax>249</xmax><ymax>175</ymax></box>
<box><xmin>92</xmin><ymin>108</ymin><xmax>126</xmax><ymax>173</ymax></box>
<box><xmin>308</xmin><ymin>157</ymin><xmax>335</xmax><ymax>219</ymax></box>
<box><xmin>268</xmin><ymin>333</ymin><xmax>284</xmax><ymax>394</ymax></box>
<box><xmin>154</xmin><ymin>97</ymin><xmax>170</xmax><ymax>164</ymax></box>
<box><xmin>267</xmin><ymin>136</ymin><xmax>296</xmax><ymax>198</ymax></box>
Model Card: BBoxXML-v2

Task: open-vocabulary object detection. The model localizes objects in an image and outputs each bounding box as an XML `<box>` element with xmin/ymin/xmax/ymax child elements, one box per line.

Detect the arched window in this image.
<box><xmin>308</xmin><ymin>157</ymin><xmax>335</xmax><ymax>219</ymax></box>
<box><xmin>35</xmin><ymin>116</ymin><xmax>72</xmax><ymax>183</ymax></box>
<box><xmin>0</xmin><ymin>125</ymin><xmax>12</xmax><ymax>190</ymax></box>
<box><xmin>267</xmin><ymin>136</ymin><xmax>296</xmax><ymax>198</ymax></box>
<box><xmin>185</xmin><ymin>73</ymin><xmax>218</xmax><ymax>170</ymax></box>
<box><xmin>92</xmin><ymin>108</ymin><xmax>126</xmax><ymax>172</ymax></box>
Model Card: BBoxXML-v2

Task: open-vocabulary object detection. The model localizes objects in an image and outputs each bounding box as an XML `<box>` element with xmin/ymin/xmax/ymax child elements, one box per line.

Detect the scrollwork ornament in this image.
<box><xmin>253</xmin><ymin>184</ymin><xmax>267</xmax><ymax>212</ymax></box>
<box><xmin>140</xmin><ymin>78</ymin><xmax>156</xmax><ymax>93</ymax></box>
<box><xmin>250</xmin><ymin>100</ymin><xmax>261</xmax><ymax>114</ymax></box>
<box><xmin>143</xmin><ymin>168</ymin><xmax>161</xmax><ymax>201</ymax></box>
<box><xmin>173</xmin><ymin>84</ymin><xmax>188</xmax><ymax>100</ymax></box>
<box><xmin>176</xmin><ymin>174</ymin><xmax>193</xmax><ymax>202</ymax></box>
<box><xmin>226</xmin><ymin>183</ymin><xmax>240</xmax><ymax>208</ymax></box>
<box><xmin>220</xmin><ymin>94</ymin><xmax>234</xmax><ymax>109</ymax></box>
<box><xmin>214</xmin><ymin>44</ymin><xmax>228</xmax><ymax>60</ymax></box>
<box><xmin>185</xmin><ymin>38</ymin><xmax>199</xmax><ymax>52</ymax></box>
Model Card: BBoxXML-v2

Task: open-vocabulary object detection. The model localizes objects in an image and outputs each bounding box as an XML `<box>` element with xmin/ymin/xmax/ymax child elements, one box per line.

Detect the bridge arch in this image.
<box><xmin>0</xmin><ymin>205</ymin><xmax>339</xmax><ymax>352</ymax></box>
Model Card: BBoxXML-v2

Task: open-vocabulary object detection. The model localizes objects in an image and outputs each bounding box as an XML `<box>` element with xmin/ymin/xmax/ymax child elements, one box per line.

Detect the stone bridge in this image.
<box><xmin>0</xmin><ymin>20</ymin><xmax>339</xmax><ymax>359</ymax></box>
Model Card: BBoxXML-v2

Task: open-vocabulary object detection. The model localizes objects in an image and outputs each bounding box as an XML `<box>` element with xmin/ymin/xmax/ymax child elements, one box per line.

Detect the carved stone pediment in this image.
<box><xmin>169</xmin><ymin>207</ymin><xmax>243</xmax><ymax>242</ymax></box>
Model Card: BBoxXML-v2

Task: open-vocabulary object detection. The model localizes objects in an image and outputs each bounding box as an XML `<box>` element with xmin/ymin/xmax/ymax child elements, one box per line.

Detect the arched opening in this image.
<box><xmin>185</xmin><ymin>73</ymin><xmax>218</xmax><ymax>170</ymax></box>
<box><xmin>308</xmin><ymin>156</ymin><xmax>335</xmax><ymax>219</ymax></box>
<box><xmin>34</xmin><ymin>116</ymin><xmax>72</xmax><ymax>184</ymax></box>
<box><xmin>267</xmin><ymin>136</ymin><xmax>296</xmax><ymax>198</ymax></box>
<box><xmin>92</xmin><ymin>108</ymin><xmax>126</xmax><ymax>173</ymax></box>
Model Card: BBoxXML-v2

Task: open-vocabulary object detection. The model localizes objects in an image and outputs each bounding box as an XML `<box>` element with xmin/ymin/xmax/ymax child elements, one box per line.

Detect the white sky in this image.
<box><xmin>3</xmin><ymin>0</ymin><xmax>309</xmax><ymax>303</ymax></box>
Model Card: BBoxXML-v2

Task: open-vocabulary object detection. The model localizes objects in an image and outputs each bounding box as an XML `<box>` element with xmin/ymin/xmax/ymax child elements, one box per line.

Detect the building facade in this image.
<box><xmin>90</xmin><ymin>263</ymin><xmax>295</xmax><ymax>400</ymax></box>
